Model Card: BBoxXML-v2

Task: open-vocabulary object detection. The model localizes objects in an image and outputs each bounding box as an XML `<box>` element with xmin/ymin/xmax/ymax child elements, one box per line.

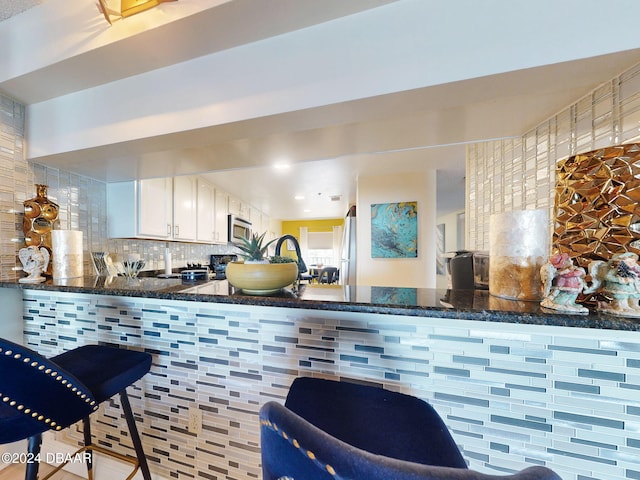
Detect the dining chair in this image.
<box><xmin>260</xmin><ymin>377</ymin><xmax>562</xmax><ymax>480</ymax></box>
<box><xmin>0</xmin><ymin>337</ymin><xmax>153</xmax><ymax>480</ymax></box>
<box><xmin>318</xmin><ymin>267</ymin><xmax>338</xmax><ymax>284</ymax></box>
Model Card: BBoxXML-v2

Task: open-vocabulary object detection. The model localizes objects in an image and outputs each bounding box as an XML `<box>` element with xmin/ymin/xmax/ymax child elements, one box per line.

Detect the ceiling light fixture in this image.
<box><xmin>294</xmin><ymin>195</ymin><xmax>305</xmax><ymax>200</ymax></box>
<box><xmin>98</xmin><ymin>0</ymin><xmax>177</xmax><ymax>25</ymax></box>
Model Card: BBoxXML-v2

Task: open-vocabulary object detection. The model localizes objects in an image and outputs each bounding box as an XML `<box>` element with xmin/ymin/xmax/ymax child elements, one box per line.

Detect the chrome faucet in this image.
<box><xmin>275</xmin><ymin>235</ymin><xmax>307</xmax><ymax>276</ymax></box>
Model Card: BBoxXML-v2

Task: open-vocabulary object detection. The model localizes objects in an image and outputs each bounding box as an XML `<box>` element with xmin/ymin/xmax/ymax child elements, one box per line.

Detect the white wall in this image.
<box><xmin>0</xmin><ymin>288</ymin><xmax>24</xmax><ymax>344</ymax></box>
<box><xmin>356</xmin><ymin>172</ymin><xmax>436</xmax><ymax>288</ymax></box>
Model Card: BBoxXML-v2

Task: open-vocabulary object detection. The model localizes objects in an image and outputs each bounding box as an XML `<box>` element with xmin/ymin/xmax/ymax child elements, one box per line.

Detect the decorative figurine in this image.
<box><xmin>23</xmin><ymin>184</ymin><xmax>59</xmax><ymax>276</ymax></box>
<box><xmin>18</xmin><ymin>246</ymin><xmax>50</xmax><ymax>283</ymax></box>
<box><xmin>585</xmin><ymin>252</ymin><xmax>640</xmax><ymax>317</ymax></box>
<box><xmin>540</xmin><ymin>252</ymin><xmax>589</xmax><ymax>313</ymax></box>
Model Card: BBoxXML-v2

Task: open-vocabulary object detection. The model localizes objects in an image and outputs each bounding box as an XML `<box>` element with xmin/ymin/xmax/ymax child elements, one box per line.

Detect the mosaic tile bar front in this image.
<box><xmin>21</xmin><ymin>289</ymin><xmax>640</xmax><ymax>480</ymax></box>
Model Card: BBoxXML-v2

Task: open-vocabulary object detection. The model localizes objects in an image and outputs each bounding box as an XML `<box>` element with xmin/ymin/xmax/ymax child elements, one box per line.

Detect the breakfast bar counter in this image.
<box><xmin>1</xmin><ymin>275</ymin><xmax>639</xmax><ymax>331</ymax></box>
<box><xmin>1</xmin><ymin>279</ymin><xmax>639</xmax><ymax>480</ymax></box>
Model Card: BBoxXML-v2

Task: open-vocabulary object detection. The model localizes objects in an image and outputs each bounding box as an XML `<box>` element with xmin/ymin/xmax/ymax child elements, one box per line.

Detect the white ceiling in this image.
<box><xmin>3</xmin><ymin>1</ymin><xmax>640</xmax><ymax>220</ymax></box>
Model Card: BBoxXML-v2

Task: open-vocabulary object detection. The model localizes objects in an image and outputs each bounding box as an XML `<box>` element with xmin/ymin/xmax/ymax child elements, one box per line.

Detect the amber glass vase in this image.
<box><xmin>23</xmin><ymin>184</ymin><xmax>59</xmax><ymax>274</ymax></box>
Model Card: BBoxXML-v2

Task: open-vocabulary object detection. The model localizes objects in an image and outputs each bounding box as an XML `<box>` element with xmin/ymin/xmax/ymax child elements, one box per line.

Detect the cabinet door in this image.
<box><xmin>197</xmin><ymin>179</ymin><xmax>215</xmax><ymax>243</ymax></box>
<box><xmin>214</xmin><ymin>189</ymin><xmax>229</xmax><ymax>243</ymax></box>
<box><xmin>138</xmin><ymin>178</ymin><xmax>172</xmax><ymax>239</ymax></box>
<box><xmin>228</xmin><ymin>196</ymin><xmax>241</xmax><ymax>216</ymax></box>
<box><xmin>173</xmin><ymin>176</ymin><xmax>197</xmax><ymax>241</ymax></box>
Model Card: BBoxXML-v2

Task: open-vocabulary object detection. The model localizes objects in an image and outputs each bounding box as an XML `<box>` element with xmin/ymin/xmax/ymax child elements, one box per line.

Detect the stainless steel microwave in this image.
<box><xmin>228</xmin><ymin>215</ymin><xmax>252</xmax><ymax>243</ymax></box>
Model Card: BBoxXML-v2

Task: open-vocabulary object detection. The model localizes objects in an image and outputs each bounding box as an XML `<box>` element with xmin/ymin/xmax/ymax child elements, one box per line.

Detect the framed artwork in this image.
<box><xmin>436</xmin><ymin>223</ymin><xmax>445</xmax><ymax>275</ymax></box>
<box><xmin>371</xmin><ymin>201</ymin><xmax>417</xmax><ymax>258</ymax></box>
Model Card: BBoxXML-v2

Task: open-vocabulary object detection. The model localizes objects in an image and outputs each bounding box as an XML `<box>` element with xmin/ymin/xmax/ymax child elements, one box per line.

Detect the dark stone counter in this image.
<box><xmin>2</xmin><ymin>276</ymin><xmax>640</xmax><ymax>331</ymax></box>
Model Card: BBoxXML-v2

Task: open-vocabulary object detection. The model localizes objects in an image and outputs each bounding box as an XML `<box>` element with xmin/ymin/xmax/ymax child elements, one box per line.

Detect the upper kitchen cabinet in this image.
<box><xmin>196</xmin><ymin>178</ymin><xmax>215</xmax><ymax>243</ymax></box>
<box><xmin>107</xmin><ymin>176</ymin><xmax>233</xmax><ymax>244</ymax></box>
<box><xmin>138</xmin><ymin>177</ymin><xmax>173</xmax><ymax>238</ymax></box>
<box><xmin>172</xmin><ymin>176</ymin><xmax>197</xmax><ymax>241</ymax></box>
<box><xmin>214</xmin><ymin>189</ymin><xmax>229</xmax><ymax>244</ymax></box>
<box><xmin>228</xmin><ymin>196</ymin><xmax>251</xmax><ymax>220</ymax></box>
<box><xmin>107</xmin><ymin>177</ymin><xmax>197</xmax><ymax>242</ymax></box>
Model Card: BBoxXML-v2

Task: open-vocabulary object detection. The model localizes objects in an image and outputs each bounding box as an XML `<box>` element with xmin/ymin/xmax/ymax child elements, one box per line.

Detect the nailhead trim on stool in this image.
<box><xmin>0</xmin><ymin>345</ymin><xmax>97</xmax><ymax>431</ymax></box>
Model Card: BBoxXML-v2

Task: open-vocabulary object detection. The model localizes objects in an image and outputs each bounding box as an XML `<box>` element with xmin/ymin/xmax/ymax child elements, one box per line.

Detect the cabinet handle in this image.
<box><xmin>167</xmin><ymin>224</ymin><xmax>171</xmax><ymax>235</ymax></box>
<box><xmin>175</xmin><ymin>225</ymin><xmax>179</xmax><ymax>236</ymax></box>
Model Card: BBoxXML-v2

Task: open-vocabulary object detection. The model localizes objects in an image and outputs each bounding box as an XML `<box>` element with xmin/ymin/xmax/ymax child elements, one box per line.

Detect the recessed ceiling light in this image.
<box><xmin>273</xmin><ymin>163</ymin><xmax>291</xmax><ymax>170</ymax></box>
<box><xmin>303</xmin><ymin>209</ymin><xmax>312</xmax><ymax>213</ymax></box>
<box><xmin>294</xmin><ymin>195</ymin><xmax>305</xmax><ymax>200</ymax></box>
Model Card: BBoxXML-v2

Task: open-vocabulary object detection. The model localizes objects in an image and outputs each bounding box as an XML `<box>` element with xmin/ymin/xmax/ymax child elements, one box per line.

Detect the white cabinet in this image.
<box><xmin>108</xmin><ymin>177</ymin><xmax>264</xmax><ymax>245</ymax></box>
<box><xmin>214</xmin><ymin>189</ymin><xmax>229</xmax><ymax>243</ymax></box>
<box><xmin>107</xmin><ymin>177</ymin><xmax>174</xmax><ymax>240</ymax></box>
<box><xmin>107</xmin><ymin>177</ymin><xmax>197</xmax><ymax>241</ymax></box>
<box><xmin>228</xmin><ymin>195</ymin><xmax>251</xmax><ymax>220</ymax></box>
<box><xmin>172</xmin><ymin>176</ymin><xmax>197</xmax><ymax>241</ymax></box>
<box><xmin>196</xmin><ymin>178</ymin><xmax>215</xmax><ymax>243</ymax></box>
<box><xmin>228</xmin><ymin>196</ymin><xmax>241</xmax><ymax>216</ymax></box>
<box><xmin>138</xmin><ymin>177</ymin><xmax>173</xmax><ymax>238</ymax></box>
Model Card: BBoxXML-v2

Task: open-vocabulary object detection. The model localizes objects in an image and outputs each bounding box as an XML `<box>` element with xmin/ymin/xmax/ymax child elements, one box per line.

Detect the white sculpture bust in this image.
<box><xmin>18</xmin><ymin>246</ymin><xmax>50</xmax><ymax>283</ymax></box>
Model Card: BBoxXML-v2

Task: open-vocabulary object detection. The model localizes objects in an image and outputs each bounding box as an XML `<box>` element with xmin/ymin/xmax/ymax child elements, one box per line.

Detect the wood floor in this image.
<box><xmin>0</xmin><ymin>463</ymin><xmax>84</xmax><ymax>480</ymax></box>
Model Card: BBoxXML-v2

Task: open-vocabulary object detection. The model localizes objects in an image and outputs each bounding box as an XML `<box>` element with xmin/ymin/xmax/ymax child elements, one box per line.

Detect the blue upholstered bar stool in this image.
<box><xmin>260</xmin><ymin>377</ymin><xmax>563</xmax><ymax>480</ymax></box>
<box><xmin>0</xmin><ymin>338</ymin><xmax>152</xmax><ymax>480</ymax></box>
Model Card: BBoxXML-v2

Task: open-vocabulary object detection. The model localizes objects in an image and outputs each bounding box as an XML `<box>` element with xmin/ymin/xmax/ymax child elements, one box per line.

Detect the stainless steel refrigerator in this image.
<box><xmin>339</xmin><ymin>206</ymin><xmax>356</xmax><ymax>285</ymax></box>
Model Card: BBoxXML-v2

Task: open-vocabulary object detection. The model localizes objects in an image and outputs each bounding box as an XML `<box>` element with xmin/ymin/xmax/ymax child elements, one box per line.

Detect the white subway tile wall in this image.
<box><xmin>0</xmin><ymin>95</ymin><xmax>30</xmax><ymax>280</ymax></box>
<box><xmin>467</xmin><ymin>62</ymin><xmax>640</xmax><ymax>251</ymax></box>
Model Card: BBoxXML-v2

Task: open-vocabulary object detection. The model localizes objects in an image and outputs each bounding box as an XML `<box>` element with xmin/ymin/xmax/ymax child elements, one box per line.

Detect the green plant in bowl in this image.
<box><xmin>234</xmin><ymin>232</ymin><xmax>277</xmax><ymax>263</ymax></box>
<box><xmin>269</xmin><ymin>255</ymin><xmax>296</xmax><ymax>264</ymax></box>
<box><xmin>227</xmin><ymin>233</ymin><xmax>298</xmax><ymax>295</ymax></box>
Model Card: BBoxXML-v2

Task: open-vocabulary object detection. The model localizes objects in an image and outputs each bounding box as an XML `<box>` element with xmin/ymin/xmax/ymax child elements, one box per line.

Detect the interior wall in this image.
<box><xmin>356</xmin><ymin>172</ymin><xmax>436</xmax><ymax>288</ymax></box>
<box><xmin>281</xmin><ymin>219</ymin><xmax>344</xmax><ymax>235</ymax></box>
<box><xmin>280</xmin><ymin>218</ymin><xmax>344</xmax><ymax>260</ymax></box>
<box><xmin>467</xmin><ymin>60</ymin><xmax>640</xmax><ymax>251</ymax></box>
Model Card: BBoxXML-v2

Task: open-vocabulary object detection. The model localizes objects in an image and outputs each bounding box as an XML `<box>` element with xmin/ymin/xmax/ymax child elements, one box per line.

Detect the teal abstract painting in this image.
<box><xmin>371</xmin><ymin>286</ymin><xmax>418</xmax><ymax>305</ymax></box>
<box><xmin>371</xmin><ymin>202</ymin><xmax>418</xmax><ymax>258</ymax></box>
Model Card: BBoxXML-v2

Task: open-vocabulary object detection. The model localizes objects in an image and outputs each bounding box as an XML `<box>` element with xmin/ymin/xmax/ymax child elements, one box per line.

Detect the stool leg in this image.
<box><xmin>83</xmin><ymin>417</ymin><xmax>94</xmax><ymax>480</ymax></box>
<box><xmin>119</xmin><ymin>390</ymin><xmax>152</xmax><ymax>480</ymax></box>
<box><xmin>25</xmin><ymin>434</ymin><xmax>42</xmax><ymax>480</ymax></box>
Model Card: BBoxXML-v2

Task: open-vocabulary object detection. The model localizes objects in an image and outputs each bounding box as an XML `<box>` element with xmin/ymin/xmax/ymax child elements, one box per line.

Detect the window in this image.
<box><xmin>307</xmin><ymin>232</ymin><xmax>334</xmax><ymax>266</ymax></box>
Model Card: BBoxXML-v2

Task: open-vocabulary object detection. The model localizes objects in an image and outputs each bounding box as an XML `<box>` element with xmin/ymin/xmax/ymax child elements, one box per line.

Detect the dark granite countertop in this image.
<box><xmin>2</xmin><ymin>276</ymin><xmax>640</xmax><ymax>331</ymax></box>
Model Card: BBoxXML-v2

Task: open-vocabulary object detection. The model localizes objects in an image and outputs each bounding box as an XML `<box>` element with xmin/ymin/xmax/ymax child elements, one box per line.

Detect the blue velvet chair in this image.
<box><xmin>0</xmin><ymin>338</ymin><xmax>152</xmax><ymax>480</ymax></box>
<box><xmin>260</xmin><ymin>377</ymin><xmax>562</xmax><ymax>480</ymax></box>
